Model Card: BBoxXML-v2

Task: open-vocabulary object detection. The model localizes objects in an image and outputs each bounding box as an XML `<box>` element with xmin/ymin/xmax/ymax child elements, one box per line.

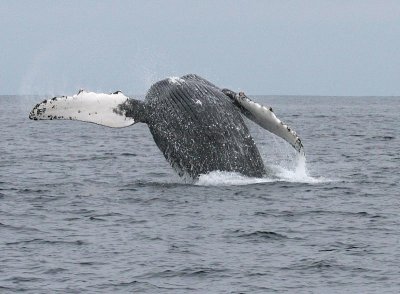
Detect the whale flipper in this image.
<box><xmin>29</xmin><ymin>90</ymin><xmax>144</xmax><ymax>128</ymax></box>
<box><xmin>222</xmin><ymin>89</ymin><xmax>304</xmax><ymax>155</ymax></box>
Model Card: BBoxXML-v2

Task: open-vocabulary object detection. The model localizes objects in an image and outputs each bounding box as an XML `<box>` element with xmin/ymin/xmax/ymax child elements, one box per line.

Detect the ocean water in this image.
<box><xmin>0</xmin><ymin>95</ymin><xmax>399</xmax><ymax>293</ymax></box>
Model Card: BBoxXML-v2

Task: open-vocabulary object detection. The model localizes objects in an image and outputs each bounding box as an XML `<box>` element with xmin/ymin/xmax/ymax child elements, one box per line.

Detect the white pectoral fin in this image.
<box><xmin>224</xmin><ymin>90</ymin><xmax>304</xmax><ymax>155</ymax></box>
<box><xmin>29</xmin><ymin>90</ymin><xmax>137</xmax><ymax>128</ymax></box>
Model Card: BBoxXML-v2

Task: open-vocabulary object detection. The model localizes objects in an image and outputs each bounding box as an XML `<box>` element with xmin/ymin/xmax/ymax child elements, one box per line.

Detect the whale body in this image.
<box><xmin>29</xmin><ymin>74</ymin><xmax>304</xmax><ymax>180</ymax></box>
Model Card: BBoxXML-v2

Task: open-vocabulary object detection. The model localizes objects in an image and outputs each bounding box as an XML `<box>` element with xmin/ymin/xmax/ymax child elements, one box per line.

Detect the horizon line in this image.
<box><xmin>1</xmin><ymin>93</ymin><xmax>400</xmax><ymax>98</ymax></box>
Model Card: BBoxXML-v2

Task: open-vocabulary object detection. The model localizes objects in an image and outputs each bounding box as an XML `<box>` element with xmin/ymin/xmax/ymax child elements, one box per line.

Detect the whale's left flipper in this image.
<box><xmin>222</xmin><ymin>89</ymin><xmax>304</xmax><ymax>155</ymax></box>
<box><xmin>29</xmin><ymin>90</ymin><xmax>145</xmax><ymax>128</ymax></box>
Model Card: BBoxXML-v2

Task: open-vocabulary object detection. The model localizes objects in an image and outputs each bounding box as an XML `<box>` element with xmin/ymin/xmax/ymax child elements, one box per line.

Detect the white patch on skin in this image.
<box><xmin>29</xmin><ymin>91</ymin><xmax>136</xmax><ymax>128</ymax></box>
<box><xmin>168</xmin><ymin>76</ymin><xmax>184</xmax><ymax>84</ymax></box>
<box><xmin>195</xmin><ymin>99</ymin><xmax>202</xmax><ymax>106</ymax></box>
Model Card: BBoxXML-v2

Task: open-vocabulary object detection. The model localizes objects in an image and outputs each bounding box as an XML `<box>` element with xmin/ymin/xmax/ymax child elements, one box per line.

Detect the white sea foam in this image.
<box><xmin>196</xmin><ymin>171</ymin><xmax>276</xmax><ymax>186</ymax></box>
<box><xmin>196</xmin><ymin>154</ymin><xmax>330</xmax><ymax>186</ymax></box>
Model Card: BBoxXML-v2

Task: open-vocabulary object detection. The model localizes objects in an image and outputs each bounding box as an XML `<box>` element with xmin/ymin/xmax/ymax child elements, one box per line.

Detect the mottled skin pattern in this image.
<box><xmin>129</xmin><ymin>74</ymin><xmax>266</xmax><ymax>179</ymax></box>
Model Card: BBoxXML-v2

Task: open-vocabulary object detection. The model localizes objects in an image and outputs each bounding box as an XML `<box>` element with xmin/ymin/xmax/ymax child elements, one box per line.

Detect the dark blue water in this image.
<box><xmin>1</xmin><ymin>95</ymin><xmax>399</xmax><ymax>293</ymax></box>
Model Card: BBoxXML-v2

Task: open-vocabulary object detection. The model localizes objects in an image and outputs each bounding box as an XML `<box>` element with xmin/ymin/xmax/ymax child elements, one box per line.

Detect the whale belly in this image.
<box><xmin>144</xmin><ymin>77</ymin><xmax>266</xmax><ymax>179</ymax></box>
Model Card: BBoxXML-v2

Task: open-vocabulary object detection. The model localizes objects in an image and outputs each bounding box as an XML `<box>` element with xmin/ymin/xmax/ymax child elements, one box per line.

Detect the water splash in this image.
<box><xmin>196</xmin><ymin>171</ymin><xmax>275</xmax><ymax>186</ymax></box>
<box><xmin>271</xmin><ymin>153</ymin><xmax>330</xmax><ymax>184</ymax></box>
<box><xmin>196</xmin><ymin>154</ymin><xmax>330</xmax><ymax>186</ymax></box>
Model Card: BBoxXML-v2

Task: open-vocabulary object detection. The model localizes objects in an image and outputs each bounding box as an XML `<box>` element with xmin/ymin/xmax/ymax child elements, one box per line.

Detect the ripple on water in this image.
<box><xmin>137</xmin><ymin>267</ymin><xmax>229</xmax><ymax>279</ymax></box>
<box><xmin>227</xmin><ymin>229</ymin><xmax>288</xmax><ymax>243</ymax></box>
<box><xmin>5</xmin><ymin>239</ymin><xmax>86</xmax><ymax>246</ymax></box>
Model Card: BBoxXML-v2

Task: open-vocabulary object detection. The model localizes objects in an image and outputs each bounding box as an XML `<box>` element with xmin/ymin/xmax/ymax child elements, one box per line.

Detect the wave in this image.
<box><xmin>232</xmin><ymin>229</ymin><xmax>288</xmax><ymax>240</ymax></box>
<box><xmin>5</xmin><ymin>238</ymin><xmax>86</xmax><ymax>246</ymax></box>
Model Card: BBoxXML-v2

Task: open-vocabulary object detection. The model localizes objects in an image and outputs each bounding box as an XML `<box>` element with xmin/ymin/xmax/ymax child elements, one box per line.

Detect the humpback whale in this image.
<box><xmin>29</xmin><ymin>74</ymin><xmax>304</xmax><ymax>180</ymax></box>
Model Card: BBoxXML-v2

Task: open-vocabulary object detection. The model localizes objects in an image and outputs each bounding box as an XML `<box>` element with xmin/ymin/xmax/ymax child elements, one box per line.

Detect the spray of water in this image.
<box><xmin>196</xmin><ymin>171</ymin><xmax>276</xmax><ymax>186</ymax></box>
<box><xmin>271</xmin><ymin>153</ymin><xmax>328</xmax><ymax>184</ymax></box>
<box><xmin>196</xmin><ymin>153</ymin><xmax>330</xmax><ymax>186</ymax></box>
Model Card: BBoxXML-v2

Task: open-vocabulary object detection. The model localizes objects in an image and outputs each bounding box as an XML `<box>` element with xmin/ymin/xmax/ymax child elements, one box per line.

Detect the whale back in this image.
<box><xmin>144</xmin><ymin>75</ymin><xmax>266</xmax><ymax>179</ymax></box>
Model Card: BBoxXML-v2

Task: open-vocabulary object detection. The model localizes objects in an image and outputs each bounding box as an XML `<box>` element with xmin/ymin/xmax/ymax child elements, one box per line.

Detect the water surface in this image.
<box><xmin>0</xmin><ymin>95</ymin><xmax>399</xmax><ymax>293</ymax></box>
